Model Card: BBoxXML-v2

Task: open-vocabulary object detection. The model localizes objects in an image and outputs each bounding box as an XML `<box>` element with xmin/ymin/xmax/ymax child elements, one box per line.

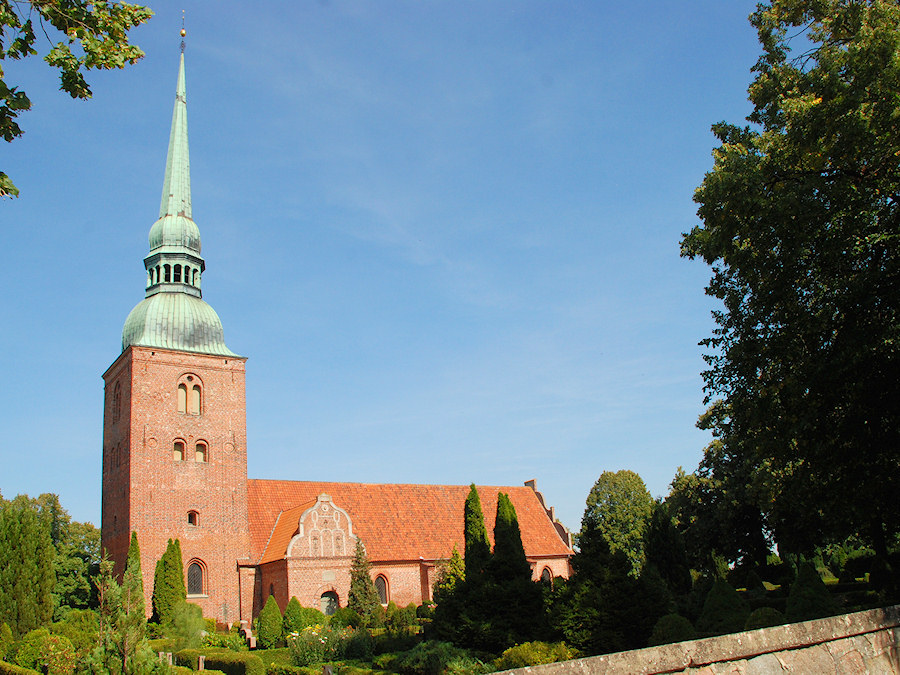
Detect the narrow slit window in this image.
<box><xmin>188</xmin><ymin>511</ymin><xmax>198</xmax><ymax>526</ymax></box>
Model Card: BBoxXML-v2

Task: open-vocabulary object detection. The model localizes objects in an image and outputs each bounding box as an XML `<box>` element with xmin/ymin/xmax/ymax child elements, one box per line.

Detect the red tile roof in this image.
<box><xmin>247</xmin><ymin>480</ymin><xmax>572</xmax><ymax>564</ymax></box>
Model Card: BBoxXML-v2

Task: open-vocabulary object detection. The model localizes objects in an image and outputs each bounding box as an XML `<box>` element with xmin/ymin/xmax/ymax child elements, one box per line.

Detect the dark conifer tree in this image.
<box><xmin>0</xmin><ymin>495</ymin><xmax>56</xmax><ymax>634</ymax></box>
<box><xmin>348</xmin><ymin>539</ymin><xmax>382</xmax><ymax>628</ymax></box>
<box><xmin>152</xmin><ymin>538</ymin><xmax>185</xmax><ymax>626</ymax></box>
<box><xmin>463</xmin><ymin>484</ymin><xmax>490</xmax><ymax>584</ymax></box>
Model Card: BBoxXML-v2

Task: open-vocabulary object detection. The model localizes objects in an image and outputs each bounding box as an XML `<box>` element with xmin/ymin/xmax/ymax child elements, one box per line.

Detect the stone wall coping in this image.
<box><xmin>505</xmin><ymin>604</ymin><xmax>900</xmax><ymax>675</ymax></box>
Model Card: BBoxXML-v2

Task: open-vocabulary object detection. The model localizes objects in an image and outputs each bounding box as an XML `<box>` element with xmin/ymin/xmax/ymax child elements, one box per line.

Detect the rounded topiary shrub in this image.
<box><xmin>648</xmin><ymin>614</ymin><xmax>696</xmax><ymax>646</ymax></box>
<box><xmin>696</xmin><ymin>579</ymin><xmax>749</xmax><ymax>636</ymax></box>
<box><xmin>744</xmin><ymin>606</ymin><xmax>786</xmax><ymax>631</ymax></box>
<box><xmin>14</xmin><ymin>629</ymin><xmax>75</xmax><ymax>675</ymax></box>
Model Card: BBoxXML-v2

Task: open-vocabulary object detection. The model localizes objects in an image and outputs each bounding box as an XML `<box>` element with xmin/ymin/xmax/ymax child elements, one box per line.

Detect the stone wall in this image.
<box><xmin>506</xmin><ymin>605</ymin><xmax>900</xmax><ymax>675</ymax></box>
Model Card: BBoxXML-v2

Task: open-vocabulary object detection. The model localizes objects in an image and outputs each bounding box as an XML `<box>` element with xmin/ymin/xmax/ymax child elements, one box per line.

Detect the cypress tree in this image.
<box><xmin>488</xmin><ymin>493</ymin><xmax>532</xmax><ymax>583</ymax></box>
<box><xmin>0</xmin><ymin>495</ymin><xmax>56</xmax><ymax>635</ymax></box>
<box><xmin>152</xmin><ymin>538</ymin><xmax>186</xmax><ymax>626</ymax></box>
<box><xmin>348</xmin><ymin>539</ymin><xmax>382</xmax><ymax>628</ymax></box>
<box><xmin>463</xmin><ymin>484</ymin><xmax>490</xmax><ymax>583</ymax></box>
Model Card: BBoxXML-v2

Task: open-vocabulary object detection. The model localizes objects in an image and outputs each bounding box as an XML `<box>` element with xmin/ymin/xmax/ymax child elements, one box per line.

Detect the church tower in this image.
<box><xmin>101</xmin><ymin>50</ymin><xmax>251</xmax><ymax>623</ymax></box>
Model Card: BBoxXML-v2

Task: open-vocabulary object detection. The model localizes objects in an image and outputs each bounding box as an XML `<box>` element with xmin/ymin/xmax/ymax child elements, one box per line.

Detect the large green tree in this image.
<box><xmin>582</xmin><ymin>470</ymin><xmax>653</xmax><ymax>577</ymax></box>
<box><xmin>1</xmin><ymin>0</ymin><xmax>152</xmax><ymax>196</ymax></box>
<box><xmin>681</xmin><ymin>0</ymin><xmax>900</xmax><ymax>560</ymax></box>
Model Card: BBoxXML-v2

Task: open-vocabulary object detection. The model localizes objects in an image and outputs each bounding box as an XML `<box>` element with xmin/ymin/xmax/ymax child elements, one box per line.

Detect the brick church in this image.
<box><xmin>101</xmin><ymin>51</ymin><xmax>573</xmax><ymax>624</ymax></box>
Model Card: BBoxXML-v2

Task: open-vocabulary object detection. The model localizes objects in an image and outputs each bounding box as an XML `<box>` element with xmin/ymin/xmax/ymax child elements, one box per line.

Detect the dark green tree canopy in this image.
<box><xmin>681</xmin><ymin>0</ymin><xmax>900</xmax><ymax>558</ymax></box>
<box><xmin>151</xmin><ymin>538</ymin><xmax>185</xmax><ymax>627</ymax></box>
<box><xmin>0</xmin><ymin>0</ymin><xmax>152</xmax><ymax>196</ymax></box>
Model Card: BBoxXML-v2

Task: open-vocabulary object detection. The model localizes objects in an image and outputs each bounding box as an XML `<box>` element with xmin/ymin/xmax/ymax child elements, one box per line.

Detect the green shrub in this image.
<box><xmin>648</xmin><ymin>614</ymin><xmax>696</xmax><ymax>646</ymax></box>
<box><xmin>785</xmin><ymin>563</ymin><xmax>839</xmax><ymax>623</ymax></box>
<box><xmin>416</xmin><ymin>604</ymin><xmax>435</xmax><ymax>620</ymax></box>
<box><xmin>696</xmin><ymin>579</ymin><xmax>749</xmax><ymax>636</ymax></box>
<box><xmin>328</xmin><ymin>607</ymin><xmax>361</xmax><ymax>628</ymax></box>
<box><xmin>265</xmin><ymin>666</ymin><xmax>318</xmax><ymax>675</ymax></box>
<box><xmin>50</xmin><ymin>609</ymin><xmax>98</xmax><ymax>665</ymax></box>
<box><xmin>493</xmin><ymin>641</ymin><xmax>577</xmax><ymax>670</ymax></box>
<box><xmin>373</xmin><ymin>628</ymin><xmax>418</xmax><ymax>655</ymax></box>
<box><xmin>386</xmin><ymin>603</ymin><xmax>418</xmax><ymax>632</ymax></box>
<box><xmin>173</xmin><ymin>601</ymin><xmax>206</xmax><ymax>650</ymax></box>
<box><xmin>13</xmin><ymin>629</ymin><xmax>75</xmax><ymax>675</ymax></box>
<box><xmin>202</xmin><ymin>631</ymin><xmax>248</xmax><ymax>651</ymax></box>
<box><xmin>744</xmin><ymin>607</ymin><xmax>786</xmax><ymax>630</ymax></box>
<box><xmin>0</xmin><ymin>662</ymin><xmax>40</xmax><ymax>675</ymax></box>
<box><xmin>257</xmin><ymin>596</ymin><xmax>284</xmax><ymax>649</ymax></box>
<box><xmin>282</xmin><ymin>598</ymin><xmax>325</xmax><ymax>636</ymax></box>
<box><xmin>285</xmin><ymin>624</ymin><xmax>355</xmax><ymax>666</ymax></box>
<box><xmin>386</xmin><ymin>640</ymin><xmax>479</xmax><ymax>675</ymax></box>
<box><xmin>171</xmin><ymin>667</ymin><xmax>193</xmax><ymax>675</ymax></box>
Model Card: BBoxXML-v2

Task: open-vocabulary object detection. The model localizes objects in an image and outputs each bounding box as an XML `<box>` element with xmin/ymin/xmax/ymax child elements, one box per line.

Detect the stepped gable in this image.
<box><xmin>248</xmin><ymin>480</ymin><xmax>572</xmax><ymax>564</ymax></box>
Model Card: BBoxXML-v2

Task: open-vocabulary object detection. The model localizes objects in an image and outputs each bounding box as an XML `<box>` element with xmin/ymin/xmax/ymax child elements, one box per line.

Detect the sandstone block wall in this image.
<box><xmin>504</xmin><ymin>605</ymin><xmax>900</xmax><ymax>675</ymax></box>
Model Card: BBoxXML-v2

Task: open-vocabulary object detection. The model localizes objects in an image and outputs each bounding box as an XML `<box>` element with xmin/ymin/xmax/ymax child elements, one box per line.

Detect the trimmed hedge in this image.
<box><xmin>0</xmin><ymin>662</ymin><xmax>40</xmax><ymax>675</ymax></box>
<box><xmin>176</xmin><ymin>648</ymin><xmax>265</xmax><ymax>675</ymax></box>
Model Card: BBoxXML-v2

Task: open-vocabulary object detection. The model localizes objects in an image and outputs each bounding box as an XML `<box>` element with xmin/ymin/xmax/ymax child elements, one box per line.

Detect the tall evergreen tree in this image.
<box><xmin>348</xmin><ymin>539</ymin><xmax>382</xmax><ymax>628</ymax></box>
<box><xmin>0</xmin><ymin>494</ymin><xmax>56</xmax><ymax>634</ymax></box>
<box><xmin>644</xmin><ymin>501</ymin><xmax>692</xmax><ymax>595</ymax></box>
<box><xmin>151</xmin><ymin>539</ymin><xmax>185</xmax><ymax>626</ymax></box>
<box><xmin>463</xmin><ymin>484</ymin><xmax>490</xmax><ymax>583</ymax></box>
<box><xmin>432</xmin><ymin>545</ymin><xmax>465</xmax><ymax>602</ymax></box>
<box><xmin>483</xmin><ymin>492</ymin><xmax>545</xmax><ymax>650</ymax></box>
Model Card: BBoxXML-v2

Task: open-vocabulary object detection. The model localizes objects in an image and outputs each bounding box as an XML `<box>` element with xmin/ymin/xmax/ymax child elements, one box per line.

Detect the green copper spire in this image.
<box><xmin>121</xmin><ymin>50</ymin><xmax>238</xmax><ymax>358</ymax></box>
<box><xmin>159</xmin><ymin>53</ymin><xmax>191</xmax><ymax>219</ymax></box>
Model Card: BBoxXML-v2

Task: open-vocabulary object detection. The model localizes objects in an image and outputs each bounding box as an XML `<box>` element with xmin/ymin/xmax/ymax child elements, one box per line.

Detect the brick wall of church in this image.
<box><xmin>102</xmin><ymin>345</ymin><xmax>250</xmax><ymax>624</ymax></box>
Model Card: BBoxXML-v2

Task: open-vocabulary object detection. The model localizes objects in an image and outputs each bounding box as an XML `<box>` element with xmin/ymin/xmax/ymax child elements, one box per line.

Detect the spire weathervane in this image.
<box><xmin>180</xmin><ymin>10</ymin><xmax>186</xmax><ymax>53</ymax></box>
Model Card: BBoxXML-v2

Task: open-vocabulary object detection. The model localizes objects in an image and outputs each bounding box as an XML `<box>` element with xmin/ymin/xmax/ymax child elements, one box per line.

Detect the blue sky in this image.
<box><xmin>1</xmin><ymin>1</ymin><xmax>761</xmax><ymax>533</ymax></box>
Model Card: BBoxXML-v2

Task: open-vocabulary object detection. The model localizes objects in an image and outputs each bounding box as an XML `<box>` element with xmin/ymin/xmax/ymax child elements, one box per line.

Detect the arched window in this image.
<box><xmin>173</xmin><ymin>441</ymin><xmax>184</xmax><ymax>461</ymax></box>
<box><xmin>195</xmin><ymin>442</ymin><xmax>207</xmax><ymax>463</ymax></box>
<box><xmin>163</xmin><ymin>264</ymin><xmax>171</xmax><ymax>282</ymax></box>
<box><xmin>187</xmin><ymin>561</ymin><xmax>205</xmax><ymax>596</ymax></box>
<box><xmin>174</xmin><ymin>264</ymin><xmax>182</xmax><ymax>283</ymax></box>
<box><xmin>320</xmin><ymin>591</ymin><xmax>339</xmax><ymax>616</ymax></box>
<box><xmin>540</xmin><ymin>567</ymin><xmax>552</xmax><ymax>584</ymax></box>
<box><xmin>187</xmin><ymin>510</ymin><xmax>199</xmax><ymax>526</ymax></box>
<box><xmin>184</xmin><ymin>266</ymin><xmax>192</xmax><ymax>285</ymax></box>
<box><xmin>375</xmin><ymin>575</ymin><xmax>388</xmax><ymax>604</ymax></box>
<box><xmin>192</xmin><ymin>269</ymin><xmax>199</xmax><ymax>285</ymax></box>
<box><xmin>190</xmin><ymin>385</ymin><xmax>201</xmax><ymax>415</ymax></box>
<box><xmin>177</xmin><ymin>384</ymin><xmax>187</xmax><ymax>413</ymax></box>
<box><xmin>156</xmin><ymin>265</ymin><xmax>161</xmax><ymax>283</ymax></box>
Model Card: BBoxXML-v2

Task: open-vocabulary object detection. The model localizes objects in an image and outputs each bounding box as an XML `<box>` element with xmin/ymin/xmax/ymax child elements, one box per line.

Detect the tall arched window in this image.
<box><xmin>177</xmin><ymin>384</ymin><xmax>187</xmax><ymax>413</ymax></box>
<box><xmin>174</xmin><ymin>264</ymin><xmax>182</xmax><ymax>283</ymax></box>
<box><xmin>163</xmin><ymin>264</ymin><xmax>171</xmax><ymax>282</ymax></box>
<box><xmin>195</xmin><ymin>442</ymin><xmax>208</xmax><ymax>463</ymax></box>
<box><xmin>375</xmin><ymin>575</ymin><xmax>388</xmax><ymax>604</ymax></box>
<box><xmin>187</xmin><ymin>510</ymin><xmax>199</xmax><ymax>526</ymax></box>
<box><xmin>190</xmin><ymin>385</ymin><xmax>201</xmax><ymax>415</ymax></box>
<box><xmin>540</xmin><ymin>567</ymin><xmax>552</xmax><ymax>584</ymax></box>
<box><xmin>173</xmin><ymin>441</ymin><xmax>184</xmax><ymax>461</ymax></box>
<box><xmin>187</xmin><ymin>561</ymin><xmax>205</xmax><ymax>596</ymax></box>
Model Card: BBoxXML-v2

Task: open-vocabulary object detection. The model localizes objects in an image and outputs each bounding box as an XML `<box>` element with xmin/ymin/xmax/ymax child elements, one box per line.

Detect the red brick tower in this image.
<box><xmin>102</xmin><ymin>49</ymin><xmax>251</xmax><ymax>623</ymax></box>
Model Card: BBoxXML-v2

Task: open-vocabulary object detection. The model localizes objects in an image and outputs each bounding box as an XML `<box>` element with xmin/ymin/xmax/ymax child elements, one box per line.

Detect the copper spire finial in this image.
<box><xmin>180</xmin><ymin>11</ymin><xmax>186</xmax><ymax>52</ymax></box>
